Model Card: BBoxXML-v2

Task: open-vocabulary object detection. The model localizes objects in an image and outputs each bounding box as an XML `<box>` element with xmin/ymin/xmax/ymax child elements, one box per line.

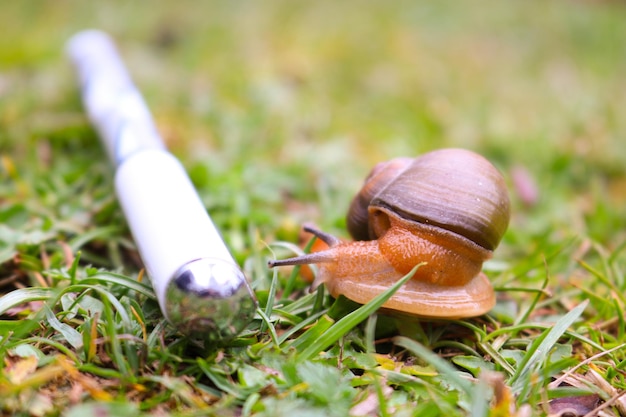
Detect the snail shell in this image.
<box><xmin>269</xmin><ymin>148</ymin><xmax>510</xmax><ymax>319</ymax></box>
<box><xmin>347</xmin><ymin>149</ymin><xmax>509</xmax><ymax>251</ymax></box>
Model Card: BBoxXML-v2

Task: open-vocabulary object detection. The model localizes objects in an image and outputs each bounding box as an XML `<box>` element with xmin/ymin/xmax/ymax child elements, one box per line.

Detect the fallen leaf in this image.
<box><xmin>4</xmin><ymin>300</ymin><xmax>45</xmax><ymax>317</ymax></box>
<box><xmin>350</xmin><ymin>384</ymin><xmax>393</xmax><ymax>416</ymax></box>
<box><xmin>6</xmin><ymin>355</ymin><xmax>39</xmax><ymax>385</ymax></box>
<box><xmin>25</xmin><ymin>392</ymin><xmax>54</xmax><ymax>417</ymax></box>
<box><xmin>548</xmin><ymin>395</ymin><xmax>599</xmax><ymax>416</ymax></box>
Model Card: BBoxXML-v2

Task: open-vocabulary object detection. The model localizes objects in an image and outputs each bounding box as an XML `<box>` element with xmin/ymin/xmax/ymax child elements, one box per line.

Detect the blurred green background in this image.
<box><xmin>1</xmin><ymin>0</ymin><xmax>625</xmax><ymax>269</ymax></box>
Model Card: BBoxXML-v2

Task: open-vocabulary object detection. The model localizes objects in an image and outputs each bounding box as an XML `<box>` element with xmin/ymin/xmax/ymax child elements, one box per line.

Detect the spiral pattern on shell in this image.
<box><xmin>346</xmin><ymin>148</ymin><xmax>510</xmax><ymax>251</ymax></box>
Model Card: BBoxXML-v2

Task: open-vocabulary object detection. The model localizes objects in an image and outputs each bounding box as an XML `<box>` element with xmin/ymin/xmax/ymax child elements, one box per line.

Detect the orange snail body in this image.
<box><xmin>269</xmin><ymin>148</ymin><xmax>511</xmax><ymax>319</ymax></box>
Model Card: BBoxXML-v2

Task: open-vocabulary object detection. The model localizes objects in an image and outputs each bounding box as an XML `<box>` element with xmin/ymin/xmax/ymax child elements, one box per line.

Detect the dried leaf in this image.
<box><xmin>3</xmin><ymin>300</ymin><xmax>44</xmax><ymax>317</ymax></box>
<box><xmin>350</xmin><ymin>385</ymin><xmax>393</xmax><ymax>417</ymax></box>
<box><xmin>6</xmin><ymin>355</ymin><xmax>39</xmax><ymax>384</ymax></box>
<box><xmin>26</xmin><ymin>392</ymin><xmax>54</xmax><ymax>417</ymax></box>
<box><xmin>482</xmin><ymin>371</ymin><xmax>514</xmax><ymax>417</ymax></box>
<box><xmin>56</xmin><ymin>356</ymin><xmax>113</xmax><ymax>401</ymax></box>
<box><xmin>548</xmin><ymin>395</ymin><xmax>600</xmax><ymax>416</ymax></box>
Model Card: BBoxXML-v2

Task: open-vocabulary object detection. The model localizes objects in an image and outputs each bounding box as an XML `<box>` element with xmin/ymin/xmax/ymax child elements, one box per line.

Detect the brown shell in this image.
<box><xmin>347</xmin><ymin>148</ymin><xmax>510</xmax><ymax>251</ymax></box>
<box><xmin>346</xmin><ymin>157</ymin><xmax>412</xmax><ymax>241</ymax></box>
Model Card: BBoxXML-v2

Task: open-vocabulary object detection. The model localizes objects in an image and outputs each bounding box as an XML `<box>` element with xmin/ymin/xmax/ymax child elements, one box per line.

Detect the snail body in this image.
<box><xmin>269</xmin><ymin>148</ymin><xmax>510</xmax><ymax>319</ymax></box>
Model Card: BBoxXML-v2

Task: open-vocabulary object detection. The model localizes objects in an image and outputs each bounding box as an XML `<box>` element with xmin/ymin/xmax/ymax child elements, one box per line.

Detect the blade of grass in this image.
<box><xmin>312</xmin><ymin>282</ymin><xmax>325</xmax><ymax>313</ymax></box>
<box><xmin>614</xmin><ymin>298</ymin><xmax>625</xmax><ymax>341</ymax></box>
<box><xmin>373</xmin><ymin>374</ymin><xmax>391</xmax><ymax>417</ymax></box>
<box><xmin>514</xmin><ymin>258</ymin><xmax>550</xmax><ymax>327</ymax></box>
<box><xmin>607</xmin><ymin>239</ymin><xmax>626</xmax><ymax>265</ymax></box>
<box><xmin>509</xmin><ymin>300</ymin><xmax>589</xmax><ymax>392</ymax></box>
<box><xmin>364</xmin><ymin>314</ymin><xmax>378</xmax><ymax>354</ymax></box>
<box><xmin>393</xmin><ymin>335</ymin><xmax>473</xmax><ymax>396</ymax></box>
<box><xmin>68</xmin><ymin>225</ymin><xmax>122</xmax><ymax>252</ymax></box>
<box><xmin>44</xmin><ymin>305</ymin><xmax>83</xmax><ymax>350</ymax></box>
<box><xmin>276</xmin><ymin>310</ymin><xmax>327</xmax><ymax>346</ymax></box>
<box><xmin>483</xmin><ymin>322</ymin><xmax>606</xmax><ymax>355</ymax></box>
<box><xmin>286</xmin><ymin>314</ymin><xmax>334</xmax><ymax>351</ymax></box>
<box><xmin>68</xmin><ymin>251</ymin><xmax>81</xmax><ymax>284</ymax></box>
<box><xmin>81</xmin><ymin>271</ymin><xmax>155</xmax><ymax>299</ymax></box>
<box><xmin>469</xmin><ymin>374</ymin><xmax>490</xmax><ymax>417</ymax></box>
<box><xmin>269</xmin><ymin>308</ymin><xmax>305</xmax><ymax>326</ymax></box>
<box><xmin>256</xmin><ymin>308</ymin><xmax>279</xmax><ymax>347</ymax></box>
<box><xmin>100</xmin><ymin>290</ymin><xmax>132</xmax><ymax>378</ymax></box>
<box><xmin>478</xmin><ymin>341</ymin><xmax>516</xmax><ymax>376</ymax></box>
<box><xmin>0</xmin><ymin>287</ymin><xmax>56</xmax><ymax>315</ymax></box>
<box><xmin>11</xmin><ymin>337</ymin><xmax>81</xmax><ymax>364</ymax></box>
<box><xmin>197</xmin><ymin>358</ymin><xmax>247</xmax><ymax>399</ymax></box>
<box><xmin>260</xmin><ymin>267</ymin><xmax>279</xmax><ymax>333</ymax></box>
<box><xmin>579</xmin><ymin>259</ymin><xmax>626</xmax><ymax>305</ymax></box>
<box><xmin>297</xmin><ymin>264</ymin><xmax>422</xmax><ymax>362</ymax></box>
<box><xmin>59</xmin><ymin>285</ymin><xmax>133</xmax><ymax>330</ymax></box>
<box><xmin>0</xmin><ymin>319</ymin><xmax>39</xmax><ymax>338</ymax></box>
<box><xmin>279</xmin><ymin>291</ymin><xmax>319</xmax><ymax>315</ymax></box>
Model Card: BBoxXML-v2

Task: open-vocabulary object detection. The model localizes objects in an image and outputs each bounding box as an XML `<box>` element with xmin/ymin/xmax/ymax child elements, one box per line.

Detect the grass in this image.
<box><xmin>1</xmin><ymin>0</ymin><xmax>626</xmax><ymax>415</ymax></box>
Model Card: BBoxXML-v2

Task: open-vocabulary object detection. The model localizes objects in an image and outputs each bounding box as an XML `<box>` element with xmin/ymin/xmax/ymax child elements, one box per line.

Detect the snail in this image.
<box><xmin>269</xmin><ymin>148</ymin><xmax>510</xmax><ymax>319</ymax></box>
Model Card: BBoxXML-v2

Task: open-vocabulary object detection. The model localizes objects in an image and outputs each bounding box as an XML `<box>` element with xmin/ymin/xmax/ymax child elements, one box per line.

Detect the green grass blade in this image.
<box><xmin>44</xmin><ymin>305</ymin><xmax>83</xmax><ymax>350</ymax></box>
<box><xmin>276</xmin><ymin>310</ymin><xmax>327</xmax><ymax>345</ymax></box>
<box><xmin>0</xmin><ymin>287</ymin><xmax>56</xmax><ymax>315</ymax></box>
<box><xmin>197</xmin><ymin>358</ymin><xmax>246</xmax><ymax>399</ymax></box>
<box><xmin>81</xmin><ymin>271</ymin><xmax>155</xmax><ymax>299</ymax></box>
<box><xmin>509</xmin><ymin>300</ymin><xmax>589</xmax><ymax>392</ymax></box>
<box><xmin>100</xmin><ymin>291</ymin><xmax>132</xmax><ymax>378</ymax></box>
<box><xmin>297</xmin><ymin>264</ymin><xmax>422</xmax><ymax>361</ymax></box>
<box><xmin>287</xmin><ymin>314</ymin><xmax>334</xmax><ymax>351</ymax></box>
<box><xmin>68</xmin><ymin>251</ymin><xmax>81</xmax><ymax>284</ymax></box>
<box><xmin>256</xmin><ymin>308</ymin><xmax>279</xmax><ymax>347</ymax></box>
<box><xmin>469</xmin><ymin>375</ymin><xmax>490</xmax><ymax>417</ymax></box>
<box><xmin>393</xmin><ymin>335</ymin><xmax>473</xmax><ymax>396</ymax></box>
<box><xmin>68</xmin><ymin>225</ymin><xmax>122</xmax><ymax>252</ymax></box>
<box><xmin>514</xmin><ymin>267</ymin><xmax>550</xmax><ymax>326</ymax></box>
<box><xmin>579</xmin><ymin>259</ymin><xmax>626</xmax><ymax>305</ymax></box>
<box><xmin>57</xmin><ymin>285</ymin><xmax>133</xmax><ymax>330</ymax></box>
<box><xmin>478</xmin><ymin>341</ymin><xmax>516</xmax><ymax>376</ymax></box>
<box><xmin>260</xmin><ymin>267</ymin><xmax>279</xmax><ymax>333</ymax></box>
<box><xmin>0</xmin><ymin>319</ymin><xmax>39</xmax><ymax>338</ymax></box>
<box><xmin>12</xmin><ymin>336</ymin><xmax>81</xmax><ymax>363</ymax></box>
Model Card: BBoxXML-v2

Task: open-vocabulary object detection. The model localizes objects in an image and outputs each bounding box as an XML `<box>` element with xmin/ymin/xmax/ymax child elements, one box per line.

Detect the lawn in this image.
<box><xmin>1</xmin><ymin>1</ymin><xmax>626</xmax><ymax>416</ymax></box>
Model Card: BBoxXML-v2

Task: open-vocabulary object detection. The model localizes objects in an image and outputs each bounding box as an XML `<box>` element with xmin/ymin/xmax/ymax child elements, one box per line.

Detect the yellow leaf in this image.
<box><xmin>374</xmin><ymin>354</ymin><xmax>397</xmax><ymax>370</ymax></box>
<box><xmin>7</xmin><ymin>355</ymin><xmax>39</xmax><ymax>385</ymax></box>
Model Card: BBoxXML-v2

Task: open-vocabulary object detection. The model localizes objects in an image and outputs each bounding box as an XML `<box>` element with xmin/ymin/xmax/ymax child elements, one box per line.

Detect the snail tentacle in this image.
<box><xmin>267</xmin><ymin>249</ymin><xmax>336</xmax><ymax>268</ymax></box>
<box><xmin>302</xmin><ymin>224</ymin><xmax>342</xmax><ymax>247</ymax></box>
<box><xmin>267</xmin><ymin>225</ymin><xmax>341</xmax><ymax>268</ymax></box>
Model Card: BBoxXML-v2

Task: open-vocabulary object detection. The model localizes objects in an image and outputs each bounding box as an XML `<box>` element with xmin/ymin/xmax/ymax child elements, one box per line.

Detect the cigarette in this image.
<box><xmin>65</xmin><ymin>30</ymin><xmax>257</xmax><ymax>342</ymax></box>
